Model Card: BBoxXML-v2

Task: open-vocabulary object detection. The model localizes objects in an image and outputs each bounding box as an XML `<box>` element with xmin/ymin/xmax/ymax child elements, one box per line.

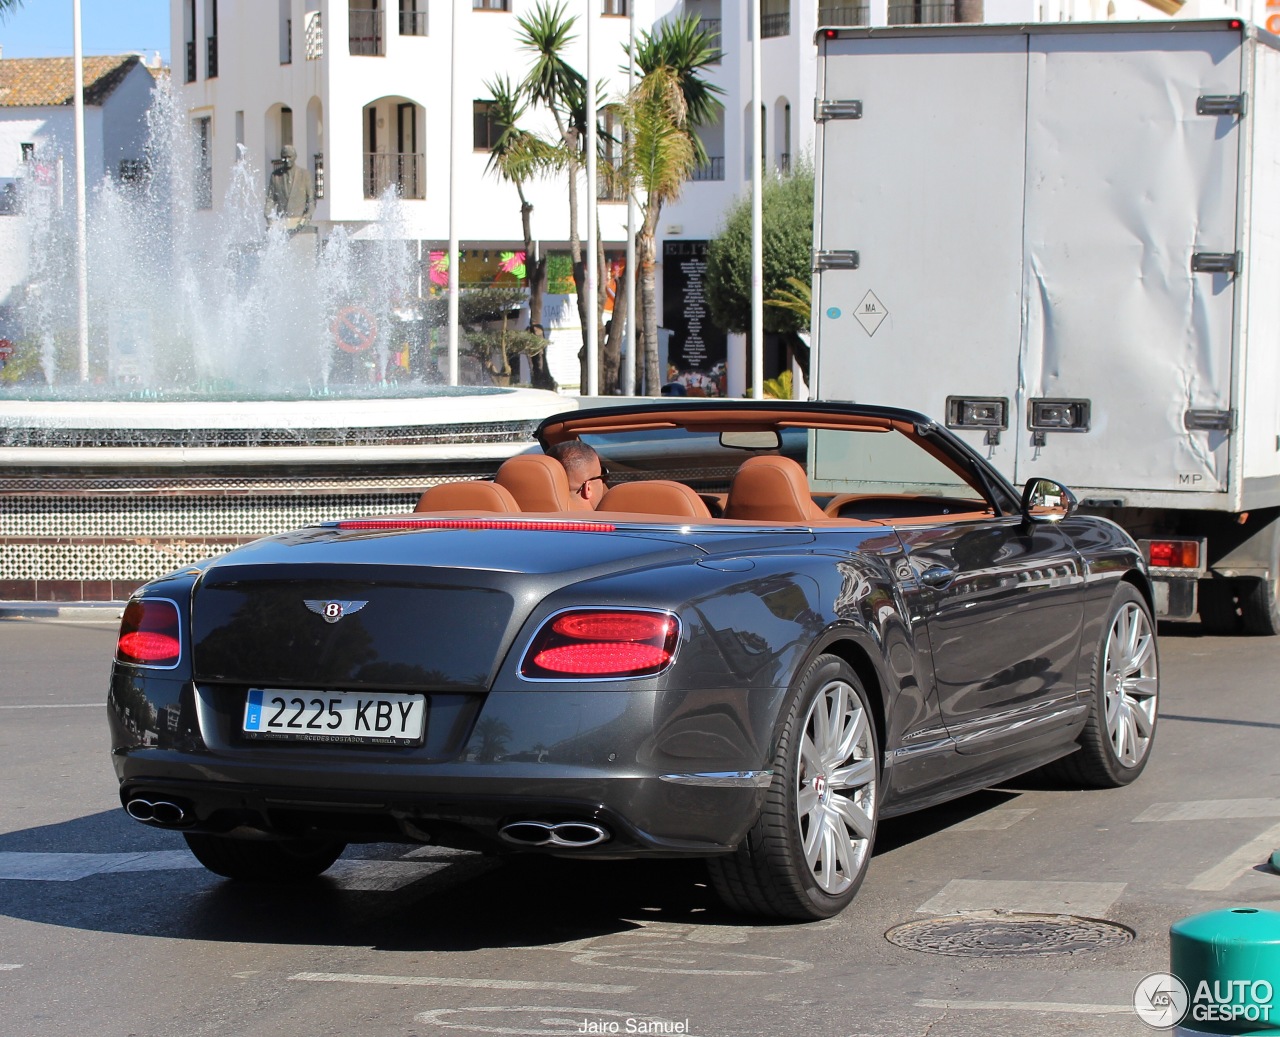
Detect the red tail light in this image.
<box><xmin>1147</xmin><ymin>540</ymin><xmax>1201</xmax><ymax>569</ymax></box>
<box><xmin>521</xmin><ymin>609</ymin><xmax>680</xmax><ymax>679</ymax></box>
<box><xmin>117</xmin><ymin>598</ymin><xmax>182</xmax><ymax>667</ymax></box>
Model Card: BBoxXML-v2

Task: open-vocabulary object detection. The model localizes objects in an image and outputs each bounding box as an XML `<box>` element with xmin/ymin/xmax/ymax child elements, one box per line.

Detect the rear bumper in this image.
<box><xmin>115</xmin><ymin>772</ymin><xmax>767</xmax><ymax>858</ymax></box>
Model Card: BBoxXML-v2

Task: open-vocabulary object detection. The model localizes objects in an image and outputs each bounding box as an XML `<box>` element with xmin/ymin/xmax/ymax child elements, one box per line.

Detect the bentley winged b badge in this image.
<box><xmin>304</xmin><ymin>599</ymin><xmax>369</xmax><ymax>624</ymax></box>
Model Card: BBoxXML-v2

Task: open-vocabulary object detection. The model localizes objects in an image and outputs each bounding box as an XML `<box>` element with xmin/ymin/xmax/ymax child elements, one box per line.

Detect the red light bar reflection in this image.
<box><xmin>338</xmin><ymin>518</ymin><xmax>616</xmax><ymax>532</ymax></box>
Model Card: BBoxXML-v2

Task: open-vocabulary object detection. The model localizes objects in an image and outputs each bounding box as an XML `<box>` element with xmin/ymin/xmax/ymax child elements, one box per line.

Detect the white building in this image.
<box><xmin>173</xmin><ymin>0</ymin><xmax>1239</xmax><ymax>392</ymax></box>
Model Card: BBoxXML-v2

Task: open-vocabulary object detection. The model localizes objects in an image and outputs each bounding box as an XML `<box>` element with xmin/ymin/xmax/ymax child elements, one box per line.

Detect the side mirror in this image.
<box><xmin>1021</xmin><ymin>477</ymin><xmax>1078</xmax><ymax>524</ymax></box>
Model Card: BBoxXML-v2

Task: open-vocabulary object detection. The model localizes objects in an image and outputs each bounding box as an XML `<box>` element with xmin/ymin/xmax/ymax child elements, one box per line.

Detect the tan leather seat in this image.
<box><xmin>415</xmin><ymin>480</ymin><xmax>520</xmax><ymax>513</ymax></box>
<box><xmin>597</xmin><ymin>480</ymin><xmax>712</xmax><ymax>519</ymax></box>
<box><xmin>494</xmin><ymin>453</ymin><xmax>574</xmax><ymax>512</ymax></box>
<box><xmin>724</xmin><ymin>455</ymin><xmax>827</xmax><ymax>522</ymax></box>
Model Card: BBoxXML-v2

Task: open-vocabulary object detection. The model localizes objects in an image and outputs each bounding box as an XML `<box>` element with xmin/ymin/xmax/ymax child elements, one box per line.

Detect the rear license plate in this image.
<box><xmin>243</xmin><ymin>689</ymin><xmax>426</xmax><ymax>745</ymax></box>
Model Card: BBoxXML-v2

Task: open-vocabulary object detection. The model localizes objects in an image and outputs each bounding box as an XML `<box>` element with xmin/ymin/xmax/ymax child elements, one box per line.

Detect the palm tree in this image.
<box><xmin>516</xmin><ymin>1</ymin><xmax>592</xmax><ymax>386</ymax></box>
<box><xmin>0</xmin><ymin>1</ymin><xmax>25</xmax><ymax>16</ymax></box>
<box><xmin>621</xmin><ymin>19</ymin><xmax>723</xmax><ymax>392</ymax></box>
<box><xmin>623</xmin><ymin>66</ymin><xmax>697</xmax><ymax>395</ymax></box>
<box><xmin>483</xmin><ymin>73</ymin><xmax>558</xmax><ymax>388</ymax></box>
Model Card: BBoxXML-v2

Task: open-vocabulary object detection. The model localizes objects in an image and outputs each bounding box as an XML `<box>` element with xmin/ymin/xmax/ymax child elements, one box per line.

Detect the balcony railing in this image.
<box><xmin>597</xmin><ymin>155</ymin><xmax>626</xmax><ymax>201</ymax></box>
<box><xmin>305</xmin><ymin>10</ymin><xmax>324</xmax><ymax>59</ymax></box>
<box><xmin>698</xmin><ymin>18</ymin><xmax>722</xmax><ymax>64</ymax></box>
<box><xmin>602</xmin><ymin>0</ymin><xmax>628</xmax><ymax>13</ymax></box>
<box><xmin>690</xmin><ymin>156</ymin><xmax>725</xmax><ymax>182</ymax></box>
<box><xmin>350</xmin><ymin>8</ymin><xmax>385</xmax><ymax>55</ymax></box>
<box><xmin>818</xmin><ymin>3</ymin><xmax>870</xmax><ymax>25</ymax></box>
<box><xmin>399</xmin><ymin>9</ymin><xmax>428</xmax><ymax>35</ymax></box>
<box><xmin>887</xmin><ymin>1</ymin><xmax>956</xmax><ymax>22</ymax></box>
<box><xmin>779</xmin><ymin>152</ymin><xmax>791</xmax><ymax>174</ymax></box>
<box><xmin>206</xmin><ymin>35</ymin><xmax>218</xmax><ymax>78</ymax></box>
<box><xmin>185</xmin><ymin>40</ymin><xmax>196</xmax><ymax>83</ymax></box>
<box><xmin>364</xmin><ymin>152</ymin><xmax>425</xmax><ymax>199</ymax></box>
<box><xmin>761</xmin><ymin>12</ymin><xmax>791</xmax><ymax>37</ymax></box>
<box><xmin>313</xmin><ymin>153</ymin><xmax>325</xmax><ymax>200</ymax></box>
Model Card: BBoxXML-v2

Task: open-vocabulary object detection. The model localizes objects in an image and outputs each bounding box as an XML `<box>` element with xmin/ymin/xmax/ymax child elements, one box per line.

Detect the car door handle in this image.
<box><xmin>919</xmin><ymin>565</ymin><xmax>956</xmax><ymax>588</ymax></box>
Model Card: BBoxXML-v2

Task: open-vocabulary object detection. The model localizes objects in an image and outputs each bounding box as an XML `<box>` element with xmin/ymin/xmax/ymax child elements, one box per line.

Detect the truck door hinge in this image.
<box><xmin>1197</xmin><ymin>93</ymin><xmax>1247</xmax><ymax>117</ymax></box>
<box><xmin>1191</xmin><ymin>251</ymin><xmax>1241</xmax><ymax>274</ymax></box>
<box><xmin>814</xmin><ymin>249</ymin><xmax>860</xmax><ymax>271</ymax></box>
<box><xmin>1184</xmin><ymin>409</ymin><xmax>1235</xmax><ymax>432</ymax></box>
<box><xmin>815</xmin><ymin>99</ymin><xmax>863</xmax><ymax>121</ymax></box>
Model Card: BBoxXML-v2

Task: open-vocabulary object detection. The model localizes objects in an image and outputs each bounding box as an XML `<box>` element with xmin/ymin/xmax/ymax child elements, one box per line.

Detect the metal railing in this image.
<box><xmin>601</xmin><ymin>0</ymin><xmax>628</xmax><ymax>13</ymax></box>
<box><xmin>887</xmin><ymin>1</ymin><xmax>956</xmax><ymax>22</ymax></box>
<box><xmin>779</xmin><ymin>152</ymin><xmax>791</xmax><ymax>174</ymax></box>
<box><xmin>349</xmin><ymin>8</ymin><xmax>385</xmax><ymax>55</ymax></box>
<box><xmin>185</xmin><ymin>40</ymin><xmax>196</xmax><ymax>83</ymax></box>
<box><xmin>206</xmin><ymin>35</ymin><xmax>218</xmax><ymax>78</ymax></box>
<box><xmin>473</xmin><ymin>0</ymin><xmax>511</xmax><ymax>9</ymax></box>
<box><xmin>305</xmin><ymin>10</ymin><xmax>324</xmax><ymax>59</ymax></box>
<box><xmin>399</xmin><ymin>9</ymin><xmax>428</xmax><ymax>35</ymax></box>
<box><xmin>283</xmin><ymin>16</ymin><xmax>293</xmax><ymax>63</ymax></box>
<box><xmin>690</xmin><ymin>156</ymin><xmax>725</xmax><ymax>182</ymax></box>
<box><xmin>313</xmin><ymin>153</ymin><xmax>325</xmax><ymax>200</ymax></box>
<box><xmin>698</xmin><ymin>18</ymin><xmax>722</xmax><ymax>63</ymax></box>
<box><xmin>818</xmin><ymin>3</ymin><xmax>870</xmax><ymax>25</ymax></box>
<box><xmin>761</xmin><ymin>11</ymin><xmax>791</xmax><ymax>37</ymax></box>
<box><xmin>364</xmin><ymin>152</ymin><xmax>425</xmax><ymax>199</ymax></box>
<box><xmin>597</xmin><ymin>155</ymin><xmax>626</xmax><ymax>201</ymax></box>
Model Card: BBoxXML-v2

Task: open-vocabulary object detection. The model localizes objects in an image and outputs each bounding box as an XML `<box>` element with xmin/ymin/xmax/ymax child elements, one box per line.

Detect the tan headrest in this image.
<box><xmin>724</xmin><ymin>455</ymin><xmax>826</xmax><ymax>523</ymax></box>
<box><xmin>495</xmin><ymin>453</ymin><xmax>573</xmax><ymax>512</ymax></box>
<box><xmin>598</xmin><ymin>480</ymin><xmax>712</xmax><ymax>519</ymax></box>
<box><xmin>415</xmin><ymin>480</ymin><xmax>520</xmax><ymax>513</ymax></box>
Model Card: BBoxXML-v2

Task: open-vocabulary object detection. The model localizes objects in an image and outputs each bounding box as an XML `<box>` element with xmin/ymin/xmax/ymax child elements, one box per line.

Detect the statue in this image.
<box><xmin>264</xmin><ymin>145</ymin><xmax>314</xmax><ymax>229</ymax></box>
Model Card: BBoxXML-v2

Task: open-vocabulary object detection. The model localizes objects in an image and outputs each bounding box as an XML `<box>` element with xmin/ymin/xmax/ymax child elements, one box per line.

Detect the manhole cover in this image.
<box><xmin>885</xmin><ymin>913</ymin><xmax>1135</xmax><ymax>957</ymax></box>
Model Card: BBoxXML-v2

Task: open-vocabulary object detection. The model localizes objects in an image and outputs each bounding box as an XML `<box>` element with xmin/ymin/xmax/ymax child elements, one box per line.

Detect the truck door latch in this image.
<box><xmin>1184</xmin><ymin>409</ymin><xmax>1234</xmax><ymax>432</ymax></box>
<box><xmin>814</xmin><ymin>249</ymin><xmax>861</xmax><ymax>271</ymax></box>
<box><xmin>814</xmin><ymin>99</ymin><xmax>863</xmax><ymax>121</ymax></box>
<box><xmin>1196</xmin><ymin>94</ymin><xmax>1247</xmax><ymax>117</ymax></box>
<box><xmin>1191</xmin><ymin>251</ymin><xmax>1241</xmax><ymax>274</ymax></box>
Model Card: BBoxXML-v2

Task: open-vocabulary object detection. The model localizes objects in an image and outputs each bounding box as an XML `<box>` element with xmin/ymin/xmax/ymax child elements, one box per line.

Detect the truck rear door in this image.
<box><xmin>1017</xmin><ymin>29</ymin><xmax>1242</xmax><ymax>494</ymax></box>
<box><xmin>813</xmin><ymin>33</ymin><xmax>1029</xmax><ymax>477</ymax></box>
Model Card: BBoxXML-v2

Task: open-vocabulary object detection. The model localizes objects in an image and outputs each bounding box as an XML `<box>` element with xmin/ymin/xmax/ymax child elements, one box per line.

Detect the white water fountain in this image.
<box><xmin>0</xmin><ymin>84</ymin><xmax>567</xmax><ymax>602</ymax></box>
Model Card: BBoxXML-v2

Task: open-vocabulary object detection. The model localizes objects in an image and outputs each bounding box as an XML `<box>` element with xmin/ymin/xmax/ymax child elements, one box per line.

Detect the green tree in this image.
<box><xmin>704</xmin><ymin>162</ymin><xmax>815</xmax><ymax>381</ymax></box>
<box><xmin>423</xmin><ymin>286</ymin><xmax>547</xmax><ymax>387</ymax></box>
<box><xmin>621</xmin><ymin>17</ymin><xmax>723</xmax><ymax>393</ymax></box>
<box><xmin>483</xmin><ymin>73</ymin><xmax>558</xmax><ymax>389</ymax></box>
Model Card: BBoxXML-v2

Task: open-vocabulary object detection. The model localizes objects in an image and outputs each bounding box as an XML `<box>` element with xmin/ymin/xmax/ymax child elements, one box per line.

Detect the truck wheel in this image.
<box><xmin>1045</xmin><ymin>583</ymin><xmax>1158</xmax><ymax>788</ymax></box>
<box><xmin>1198</xmin><ymin>580</ymin><xmax>1240</xmax><ymax>635</ymax></box>
<box><xmin>1240</xmin><ymin>521</ymin><xmax>1280</xmax><ymax>636</ymax></box>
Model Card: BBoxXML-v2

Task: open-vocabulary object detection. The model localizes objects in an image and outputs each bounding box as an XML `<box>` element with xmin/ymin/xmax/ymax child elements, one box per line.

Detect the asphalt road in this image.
<box><xmin>0</xmin><ymin>612</ymin><xmax>1277</xmax><ymax>1037</ymax></box>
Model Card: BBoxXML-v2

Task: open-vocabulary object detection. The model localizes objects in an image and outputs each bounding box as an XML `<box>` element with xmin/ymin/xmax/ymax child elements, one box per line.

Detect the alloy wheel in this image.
<box><xmin>1102</xmin><ymin>601</ymin><xmax>1159</xmax><ymax>768</ymax></box>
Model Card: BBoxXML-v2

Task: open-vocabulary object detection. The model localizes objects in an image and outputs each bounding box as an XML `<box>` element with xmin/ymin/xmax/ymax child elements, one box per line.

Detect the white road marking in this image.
<box><xmin>324</xmin><ymin>859</ymin><xmax>448</xmax><ymax>892</ymax></box>
<box><xmin>0</xmin><ymin>964</ymin><xmax>23</xmax><ymax>970</ymax></box>
<box><xmin>412</xmin><ymin>1007</ymin><xmax>703</xmax><ymax>1036</ymax></box>
<box><xmin>0</xmin><ymin>703</ymin><xmax>101</xmax><ymax>710</ymax></box>
<box><xmin>1187</xmin><ymin>821</ymin><xmax>1280</xmax><ymax>891</ymax></box>
<box><xmin>1133</xmin><ymin>799</ymin><xmax>1280</xmax><ymax>822</ymax></box>
<box><xmin>290</xmin><ymin>972</ymin><xmax>635</xmax><ymax>994</ymax></box>
<box><xmin>915</xmin><ymin>879</ymin><xmax>1126</xmax><ymax>918</ymax></box>
<box><xmin>916</xmin><ymin>998</ymin><xmax>1130</xmax><ymax>1015</ymax></box>
<box><xmin>0</xmin><ymin>851</ymin><xmax>203</xmax><ymax>881</ymax></box>
<box><xmin>569</xmin><ymin>948</ymin><xmax>811</xmax><ymax>976</ymax></box>
<box><xmin>950</xmin><ymin>808</ymin><xmax>1036</xmax><ymax>831</ymax></box>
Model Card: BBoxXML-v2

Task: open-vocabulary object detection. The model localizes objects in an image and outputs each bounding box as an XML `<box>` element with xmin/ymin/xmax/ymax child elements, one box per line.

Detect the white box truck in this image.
<box><xmin>811</xmin><ymin>18</ymin><xmax>1280</xmax><ymax>632</ymax></box>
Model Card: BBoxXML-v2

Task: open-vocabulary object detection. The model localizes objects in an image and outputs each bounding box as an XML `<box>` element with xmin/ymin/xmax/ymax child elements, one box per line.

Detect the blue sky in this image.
<box><xmin>0</xmin><ymin>1</ymin><xmax>170</xmax><ymax>62</ymax></box>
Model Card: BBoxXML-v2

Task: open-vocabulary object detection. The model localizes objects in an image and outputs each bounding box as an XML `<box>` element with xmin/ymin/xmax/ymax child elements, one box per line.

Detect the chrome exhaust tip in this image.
<box><xmin>125</xmin><ymin>797</ymin><xmax>188</xmax><ymax>826</ymax></box>
<box><xmin>499</xmin><ymin>820</ymin><xmax>610</xmax><ymax>848</ymax></box>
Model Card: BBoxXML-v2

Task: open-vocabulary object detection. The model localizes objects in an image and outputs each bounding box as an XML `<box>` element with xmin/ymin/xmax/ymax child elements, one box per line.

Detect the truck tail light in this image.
<box><xmin>520</xmin><ymin>609</ymin><xmax>679</xmax><ymax>679</ymax></box>
<box><xmin>1145</xmin><ymin>539</ymin><xmax>1202</xmax><ymax>570</ymax></box>
<box><xmin>116</xmin><ymin>598</ymin><xmax>182</xmax><ymax>667</ymax></box>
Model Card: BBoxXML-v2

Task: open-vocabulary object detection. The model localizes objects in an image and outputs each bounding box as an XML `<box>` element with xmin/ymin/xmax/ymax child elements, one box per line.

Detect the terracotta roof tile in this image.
<box><xmin>0</xmin><ymin>55</ymin><xmax>149</xmax><ymax>108</ymax></box>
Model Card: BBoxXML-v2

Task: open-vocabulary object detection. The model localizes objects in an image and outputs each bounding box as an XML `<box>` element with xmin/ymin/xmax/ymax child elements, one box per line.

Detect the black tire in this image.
<box><xmin>1241</xmin><ymin>576</ymin><xmax>1280</xmax><ymax>636</ymax></box>
<box><xmin>1198</xmin><ymin>580</ymin><xmax>1241</xmax><ymax>636</ymax></box>
<box><xmin>183</xmin><ymin>833</ymin><xmax>345</xmax><ymax>882</ymax></box>
<box><xmin>708</xmin><ymin>654</ymin><xmax>879</xmax><ymax>920</ymax></box>
<box><xmin>1048</xmin><ymin>583</ymin><xmax>1159</xmax><ymax>788</ymax></box>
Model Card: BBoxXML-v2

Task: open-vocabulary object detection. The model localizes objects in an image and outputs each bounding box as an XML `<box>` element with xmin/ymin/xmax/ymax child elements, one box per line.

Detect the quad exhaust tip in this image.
<box><xmin>499</xmin><ymin>820</ymin><xmax>611</xmax><ymax>849</ymax></box>
<box><xmin>125</xmin><ymin>797</ymin><xmax>189</xmax><ymax>826</ymax></box>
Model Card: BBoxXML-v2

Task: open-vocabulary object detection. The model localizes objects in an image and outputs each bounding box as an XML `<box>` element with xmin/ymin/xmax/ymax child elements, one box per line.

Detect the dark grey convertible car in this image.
<box><xmin>109</xmin><ymin>400</ymin><xmax>1159</xmax><ymax>919</ymax></box>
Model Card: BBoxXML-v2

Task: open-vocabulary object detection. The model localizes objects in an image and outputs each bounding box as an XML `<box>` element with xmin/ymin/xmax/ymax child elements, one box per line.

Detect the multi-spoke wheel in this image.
<box><xmin>708</xmin><ymin>654</ymin><xmax>879</xmax><ymax>920</ymax></box>
<box><xmin>1050</xmin><ymin>583</ymin><xmax>1159</xmax><ymax>788</ymax></box>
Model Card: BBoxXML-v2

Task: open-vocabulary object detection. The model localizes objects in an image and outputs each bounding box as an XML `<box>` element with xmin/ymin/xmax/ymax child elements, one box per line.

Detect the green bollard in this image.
<box><xmin>1169</xmin><ymin>908</ymin><xmax>1280</xmax><ymax>1035</ymax></box>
